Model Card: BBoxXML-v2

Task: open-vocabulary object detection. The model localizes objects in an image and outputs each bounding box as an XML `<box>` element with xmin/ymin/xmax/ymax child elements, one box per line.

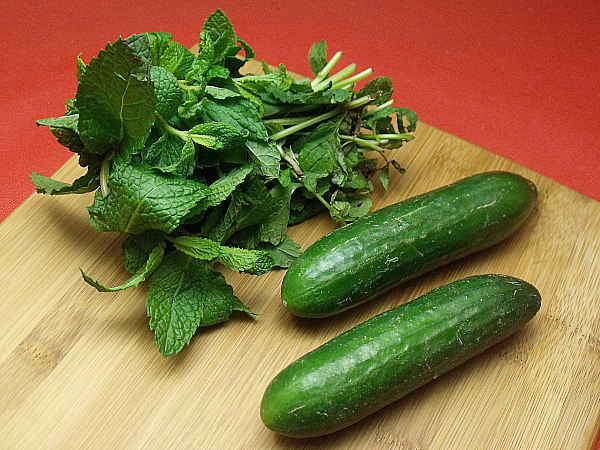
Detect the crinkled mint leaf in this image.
<box><xmin>171</xmin><ymin>236</ymin><xmax>222</xmax><ymax>261</ymax></box>
<box><xmin>217</xmin><ymin>246</ymin><xmax>275</xmax><ymax>275</ymax></box>
<box><xmin>208</xmin><ymin>175</ymin><xmax>284</xmax><ymax>243</ymax></box>
<box><xmin>150</xmin><ymin>66</ymin><xmax>184</xmax><ymax>120</ymax></box>
<box><xmin>171</xmin><ymin>235</ymin><xmax>275</xmax><ymax>275</ymax></box>
<box><xmin>159</xmin><ymin>41</ymin><xmax>196</xmax><ymax>79</ymax></box>
<box><xmin>76</xmin><ymin>37</ymin><xmax>156</xmax><ymax>155</ymax></box>
<box><xmin>231</xmin><ymin>182</ymin><xmax>298</xmax><ymax>247</ymax></box>
<box><xmin>200</xmin><ymin>97</ymin><xmax>280</xmax><ymax>178</ymax></box>
<box><xmin>205</xmin><ymin>161</ymin><xmax>254</xmax><ymax>207</ymax></box>
<box><xmin>81</xmin><ymin>242</ymin><xmax>166</xmax><ymax>292</ymax></box>
<box><xmin>121</xmin><ymin>230</ymin><xmax>167</xmax><ymax>273</ymax></box>
<box><xmin>147</xmin><ymin>32</ymin><xmax>173</xmax><ymax>66</ymax></box>
<box><xmin>257</xmin><ymin>236</ymin><xmax>302</xmax><ymax>268</ymax></box>
<box><xmin>186</xmin><ymin>31</ymin><xmax>214</xmax><ymax>82</ymax></box>
<box><xmin>31</xmin><ymin>166</ymin><xmax>100</xmax><ymax>195</ymax></box>
<box><xmin>124</xmin><ymin>33</ymin><xmax>153</xmax><ymax>66</ymax></box>
<box><xmin>142</xmin><ymin>134</ymin><xmax>195</xmax><ymax>178</ymax></box>
<box><xmin>188</xmin><ymin>122</ymin><xmax>248</xmax><ymax>150</ymax></box>
<box><xmin>147</xmin><ymin>250</ymin><xmax>253</xmax><ymax>357</ymax></box>
<box><xmin>308</xmin><ymin>40</ymin><xmax>328</xmax><ymax>77</ymax></box>
<box><xmin>294</xmin><ymin>122</ymin><xmax>346</xmax><ymax>182</ymax></box>
<box><xmin>88</xmin><ymin>162</ymin><xmax>209</xmax><ymax>234</ymax></box>
<box><xmin>36</xmin><ymin>114</ymin><xmax>84</xmax><ymax>153</ymax></box>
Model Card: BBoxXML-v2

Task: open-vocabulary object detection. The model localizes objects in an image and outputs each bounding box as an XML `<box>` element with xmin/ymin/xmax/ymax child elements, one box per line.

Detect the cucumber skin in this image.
<box><xmin>261</xmin><ymin>274</ymin><xmax>541</xmax><ymax>438</ymax></box>
<box><xmin>281</xmin><ymin>171</ymin><xmax>538</xmax><ymax>318</ymax></box>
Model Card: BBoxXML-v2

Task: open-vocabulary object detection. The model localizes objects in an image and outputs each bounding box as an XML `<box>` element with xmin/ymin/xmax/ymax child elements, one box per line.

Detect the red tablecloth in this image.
<box><xmin>1</xmin><ymin>0</ymin><xmax>599</xmax><ymax>444</ymax></box>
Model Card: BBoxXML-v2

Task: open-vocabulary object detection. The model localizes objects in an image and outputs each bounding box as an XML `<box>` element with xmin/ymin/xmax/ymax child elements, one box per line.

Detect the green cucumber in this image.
<box><xmin>261</xmin><ymin>274</ymin><xmax>541</xmax><ymax>438</ymax></box>
<box><xmin>281</xmin><ymin>171</ymin><xmax>538</xmax><ymax>318</ymax></box>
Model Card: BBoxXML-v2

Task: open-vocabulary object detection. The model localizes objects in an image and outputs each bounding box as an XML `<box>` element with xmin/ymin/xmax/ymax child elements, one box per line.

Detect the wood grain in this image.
<box><xmin>1</xmin><ymin>60</ymin><xmax>600</xmax><ymax>449</ymax></box>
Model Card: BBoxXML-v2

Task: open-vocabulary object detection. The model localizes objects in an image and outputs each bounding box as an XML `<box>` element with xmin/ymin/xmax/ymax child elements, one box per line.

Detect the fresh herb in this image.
<box><xmin>32</xmin><ymin>9</ymin><xmax>417</xmax><ymax>356</ymax></box>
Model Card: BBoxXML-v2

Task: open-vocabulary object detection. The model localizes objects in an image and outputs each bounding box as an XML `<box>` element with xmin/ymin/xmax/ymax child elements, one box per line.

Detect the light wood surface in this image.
<box><xmin>1</xmin><ymin>60</ymin><xmax>600</xmax><ymax>449</ymax></box>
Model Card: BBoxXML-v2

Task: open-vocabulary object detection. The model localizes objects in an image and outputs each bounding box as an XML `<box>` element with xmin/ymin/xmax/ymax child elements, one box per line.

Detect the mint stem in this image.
<box><xmin>313</xmin><ymin>63</ymin><xmax>356</xmax><ymax>91</ymax></box>
<box><xmin>269</xmin><ymin>94</ymin><xmax>378</xmax><ymax>142</ymax></box>
<box><xmin>311</xmin><ymin>51</ymin><xmax>343</xmax><ymax>88</ymax></box>
<box><xmin>332</xmin><ymin>68</ymin><xmax>374</xmax><ymax>89</ymax></box>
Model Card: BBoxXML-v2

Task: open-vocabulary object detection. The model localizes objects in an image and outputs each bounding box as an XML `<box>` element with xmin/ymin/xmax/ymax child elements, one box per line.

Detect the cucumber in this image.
<box><xmin>261</xmin><ymin>274</ymin><xmax>541</xmax><ymax>438</ymax></box>
<box><xmin>281</xmin><ymin>171</ymin><xmax>538</xmax><ymax>318</ymax></box>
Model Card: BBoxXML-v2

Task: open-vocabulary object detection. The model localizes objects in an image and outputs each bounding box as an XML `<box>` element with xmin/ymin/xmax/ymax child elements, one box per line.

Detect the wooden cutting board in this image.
<box><xmin>1</xmin><ymin>60</ymin><xmax>600</xmax><ymax>450</ymax></box>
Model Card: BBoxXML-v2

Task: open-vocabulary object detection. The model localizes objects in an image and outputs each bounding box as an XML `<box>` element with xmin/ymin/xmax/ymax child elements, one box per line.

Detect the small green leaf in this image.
<box><xmin>357</xmin><ymin>76</ymin><xmax>394</xmax><ymax>105</ymax></box>
<box><xmin>150</xmin><ymin>66</ymin><xmax>184</xmax><ymax>120</ymax></box>
<box><xmin>379</xmin><ymin>165</ymin><xmax>390</xmax><ymax>191</ymax></box>
<box><xmin>143</xmin><ymin>134</ymin><xmax>195</xmax><ymax>178</ymax></box>
<box><xmin>146</xmin><ymin>251</ymin><xmax>253</xmax><ymax>357</ymax></box>
<box><xmin>171</xmin><ymin>236</ymin><xmax>221</xmax><ymax>261</ymax></box>
<box><xmin>122</xmin><ymin>230</ymin><xmax>167</xmax><ymax>274</ymax></box>
<box><xmin>76</xmin><ymin>38</ymin><xmax>157</xmax><ymax>155</ymax></box>
<box><xmin>187</xmin><ymin>122</ymin><xmax>248</xmax><ymax>150</ymax></box>
<box><xmin>31</xmin><ymin>166</ymin><xmax>100</xmax><ymax>195</ymax></box>
<box><xmin>218</xmin><ymin>246</ymin><xmax>275</xmax><ymax>275</ymax></box>
<box><xmin>256</xmin><ymin>236</ymin><xmax>302</xmax><ymax>268</ymax></box>
<box><xmin>205</xmin><ymin>162</ymin><xmax>254</xmax><ymax>207</ymax></box>
<box><xmin>87</xmin><ymin>162</ymin><xmax>209</xmax><ymax>234</ymax></box>
<box><xmin>159</xmin><ymin>41</ymin><xmax>196</xmax><ymax>79</ymax></box>
<box><xmin>82</xmin><ymin>242</ymin><xmax>166</xmax><ymax>292</ymax></box>
<box><xmin>308</xmin><ymin>40</ymin><xmax>328</xmax><ymax>77</ymax></box>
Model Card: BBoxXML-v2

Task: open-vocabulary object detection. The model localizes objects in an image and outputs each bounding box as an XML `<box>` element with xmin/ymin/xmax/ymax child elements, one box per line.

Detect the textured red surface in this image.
<box><xmin>2</xmin><ymin>1</ymin><xmax>598</xmax><ymax>223</ymax></box>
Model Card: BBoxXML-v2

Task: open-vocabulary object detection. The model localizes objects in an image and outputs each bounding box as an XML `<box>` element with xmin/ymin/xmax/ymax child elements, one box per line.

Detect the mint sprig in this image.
<box><xmin>32</xmin><ymin>9</ymin><xmax>417</xmax><ymax>356</ymax></box>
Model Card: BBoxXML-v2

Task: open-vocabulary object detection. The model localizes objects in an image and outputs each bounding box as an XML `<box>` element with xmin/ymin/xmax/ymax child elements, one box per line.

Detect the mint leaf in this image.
<box><xmin>31</xmin><ymin>166</ymin><xmax>100</xmax><ymax>195</ymax></box>
<box><xmin>294</xmin><ymin>122</ymin><xmax>345</xmax><ymax>180</ymax></box>
<box><xmin>205</xmin><ymin>161</ymin><xmax>254</xmax><ymax>207</ymax></box>
<box><xmin>308</xmin><ymin>40</ymin><xmax>328</xmax><ymax>76</ymax></box>
<box><xmin>36</xmin><ymin>114</ymin><xmax>85</xmax><ymax>153</ymax></box>
<box><xmin>171</xmin><ymin>236</ymin><xmax>275</xmax><ymax>275</ymax></box>
<box><xmin>121</xmin><ymin>230</ymin><xmax>167</xmax><ymax>273</ymax></box>
<box><xmin>171</xmin><ymin>236</ymin><xmax>222</xmax><ymax>260</ymax></box>
<box><xmin>357</xmin><ymin>76</ymin><xmax>394</xmax><ymax>105</ymax></box>
<box><xmin>142</xmin><ymin>134</ymin><xmax>195</xmax><ymax>177</ymax></box>
<box><xmin>200</xmin><ymin>97</ymin><xmax>280</xmax><ymax>178</ymax></box>
<box><xmin>81</xmin><ymin>242</ymin><xmax>166</xmax><ymax>292</ymax></box>
<box><xmin>217</xmin><ymin>246</ymin><xmax>275</xmax><ymax>275</ymax></box>
<box><xmin>187</xmin><ymin>122</ymin><xmax>248</xmax><ymax>150</ymax></box>
<box><xmin>146</xmin><ymin>250</ymin><xmax>253</xmax><ymax>357</ymax></box>
<box><xmin>379</xmin><ymin>165</ymin><xmax>390</xmax><ymax>191</ymax></box>
<box><xmin>208</xmin><ymin>175</ymin><xmax>284</xmax><ymax>243</ymax></box>
<box><xmin>76</xmin><ymin>38</ymin><xmax>157</xmax><ymax>155</ymax></box>
<box><xmin>256</xmin><ymin>236</ymin><xmax>302</xmax><ymax>268</ymax></box>
<box><xmin>147</xmin><ymin>32</ymin><xmax>173</xmax><ymax>66</ymax></box>
<box><xmin>150</xmin><ymin>66</ymin><xmax>184</xmax><ymax>120</ymax></box>
<box><xmin>88</xmin><ymin>162</ymin><xmax>209</xmax><ymax>234</ymax></box>
<box><xmin>186</xmin><ymin>31</ymin><xmax>214</xmax><ymax>81</ymax></box>
<box><xmin>161</xmin><ymin>41</ymin><xmax>196</xmax><ymax>79</ymax></box>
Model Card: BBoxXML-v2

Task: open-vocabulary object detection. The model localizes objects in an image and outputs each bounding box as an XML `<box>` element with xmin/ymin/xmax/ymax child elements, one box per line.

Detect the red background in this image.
<box><xmin>1</xmin><ymin>0</ymin><xmax>599</xmax><ymax>444</ymax></box>
<box><xmin>1</xmin><ymin>0</ymin><xmax>599</xmax><ymax>224</ymax></box>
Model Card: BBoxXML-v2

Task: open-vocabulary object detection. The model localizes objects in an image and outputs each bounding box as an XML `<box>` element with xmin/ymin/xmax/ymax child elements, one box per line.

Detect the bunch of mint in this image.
<box><xmin>32</xmin><ymin>9</ymin><xmax>417</xmax><ymax>356</ymax></box>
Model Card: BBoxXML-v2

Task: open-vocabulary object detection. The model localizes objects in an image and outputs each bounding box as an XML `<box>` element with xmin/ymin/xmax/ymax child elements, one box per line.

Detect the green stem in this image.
<box><xmin>339</xmin><ymin>134</ymin><xmax>387</xmax><ymax>153</ymax></box>
<box><xmin>269</xmin><ymin>107</ymin><xmax>344</xmax><ymax>141</ymax></box>
<box><xmin>157</xmin><ymin>113</ymin><xmax>189</xmax><ymax>141</ymax></box>
<box><xmin>332</xmin><ymin>68</ymin><xmax>374</xmax><ymax>89</ymax></box>
<box><xmin>362</xmin><ymin>99</ymin><xmax>394</xmax><ymax>117</ymax></box>
<box><xmin>313</xmin><ymin>63</ymin><xmax>356</xmax><ymax>91</ymax></box>
<box><xmin>268</xmin><ymin>94</ymin><xmax>379</xmax><ymax>142</ymax></box>
<box><xmin>357</xmin><ymin>133</ymin><xmax>415</xmax><ymax>141</ymax></box>
<box><xmin>314</xmin><ymin>192</ymin><xmax>332</xmax><ymax>211</ymax></box>
<box><xmin>311</xmin><ymin>51</ymin><xmax>343</xmax><ymax>88</ymax></box>
<box><xmin>99</xmin><ymin>151</ymin><xmax>113</xmax><ymax>197</ymax></box>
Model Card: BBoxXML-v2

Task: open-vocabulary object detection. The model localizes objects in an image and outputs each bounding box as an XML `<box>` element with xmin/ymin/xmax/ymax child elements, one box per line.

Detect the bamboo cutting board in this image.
<box><xmin>1</xmin><ymin>60</ymin><xmax>600</xmax><ymax>449</ymax></box>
